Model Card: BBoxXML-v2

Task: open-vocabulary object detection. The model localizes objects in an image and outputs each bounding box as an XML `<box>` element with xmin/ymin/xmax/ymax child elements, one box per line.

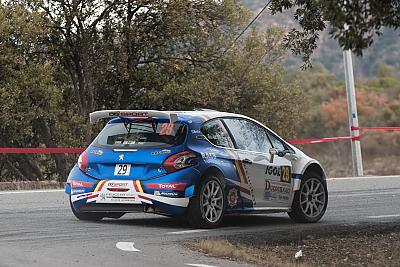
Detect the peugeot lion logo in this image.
<box><xmin>119</xmin><ymin>155</ymin><xmax>124</xmax><ymax>161</ymax></box>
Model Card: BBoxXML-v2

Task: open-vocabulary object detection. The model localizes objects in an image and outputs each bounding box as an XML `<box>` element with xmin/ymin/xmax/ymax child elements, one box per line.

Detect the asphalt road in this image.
<box><xmin>1</xmin><ymin>176</ymin><xmax>400</xmax><ymax>267</ymax></box>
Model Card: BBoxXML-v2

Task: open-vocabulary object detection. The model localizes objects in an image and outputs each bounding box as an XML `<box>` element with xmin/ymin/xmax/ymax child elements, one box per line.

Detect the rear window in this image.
<box><xmin>93</xmin><ymin>120</ymin><xmax>187</xmax><ymax>148</ymax></box>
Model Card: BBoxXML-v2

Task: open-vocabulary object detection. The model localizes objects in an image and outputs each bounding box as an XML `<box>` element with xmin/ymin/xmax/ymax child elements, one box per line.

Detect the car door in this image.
<box><xmin>223</xmin><ymin>118</ymin><xmax>293</xmax><ymax>208</ymax></box>
<box><xmin>263</xmin><ymin>130</ymin><xmax>295</xmax><ymax>208</ymax></box>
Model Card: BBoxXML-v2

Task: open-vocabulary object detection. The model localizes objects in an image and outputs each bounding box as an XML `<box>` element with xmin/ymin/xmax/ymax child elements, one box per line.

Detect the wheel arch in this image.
<box><xmin>293</xmin><ymin>161</ymin><xmax>326</xmax><ymax>191</ymax></box>
<box><xmin>301</xmin><ymin>161</ymin><xmax>326</xmax><ymax>180</ymax></box>
<box><xmin>193</xmin><ymin>166</ymin><xmax>226</xmax><ymax>197</ymax></box>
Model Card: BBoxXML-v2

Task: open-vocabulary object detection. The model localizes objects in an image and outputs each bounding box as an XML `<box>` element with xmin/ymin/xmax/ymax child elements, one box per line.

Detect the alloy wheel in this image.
<box><xmin>300</xmin><ymin>178</ymin><xmax>326</xmax><ymax>218</ymax></box>
<box><xmin>200</xmin><ymin>180</ymin><xmax>223</xmax><ymax>223</ymax></box>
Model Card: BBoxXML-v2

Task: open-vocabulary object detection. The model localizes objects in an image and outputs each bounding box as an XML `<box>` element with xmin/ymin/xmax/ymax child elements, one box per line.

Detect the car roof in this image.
<box><xmin>169</xmin><ymin>110</ymin><xmax>247</xmax><ymax>121</ymax></box>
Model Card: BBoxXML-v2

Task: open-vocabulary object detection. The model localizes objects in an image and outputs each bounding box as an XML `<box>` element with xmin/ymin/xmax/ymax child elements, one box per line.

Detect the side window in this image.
<box><xmin>267</xmin><ymin>131</ymin><xmax>286</xmax><ymax>151</ymax></box>
<box><xmin>201</xmin><ymin>119</ymin><xmax>234</xmax><ymax>148</ymax></box>
<box><xmin>223</xmin><ymin>118</ymin><xmax>272</xmax><ymax>153</ymax></box>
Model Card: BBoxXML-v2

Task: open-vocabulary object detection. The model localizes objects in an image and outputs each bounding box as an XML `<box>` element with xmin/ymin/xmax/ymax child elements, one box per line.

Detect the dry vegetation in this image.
<box><xmin>189</xmin><ymin>224</ymin><xmax>400</xmax><ymax>267</ymax></box>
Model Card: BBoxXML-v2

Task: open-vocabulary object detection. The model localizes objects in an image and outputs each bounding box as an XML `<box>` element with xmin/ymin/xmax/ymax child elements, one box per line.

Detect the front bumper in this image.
<box><xmin>66</xmin><ymin>165</ymin><xmax>200</xmax><ymax>216</ymax></box>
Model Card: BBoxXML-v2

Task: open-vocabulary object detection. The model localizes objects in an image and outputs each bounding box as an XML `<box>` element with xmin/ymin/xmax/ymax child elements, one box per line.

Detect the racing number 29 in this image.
<box><xmin>281</xmin><ymin>166</ymin><xmax>291</xmax><ymax>183</ymax></box>
<box><xmin>159</xmin><ymin>123</ymin><xmax>174</xmax><ymax>135</ymax></box>
<box><xmin>114</xmin><ymin>164</ymin><xmax>131</xmax><ymax>176</ymax></box>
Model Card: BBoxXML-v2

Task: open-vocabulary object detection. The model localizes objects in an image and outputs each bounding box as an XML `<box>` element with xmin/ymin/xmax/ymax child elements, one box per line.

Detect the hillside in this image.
<box><xmin>242</xmin><ymin>0</ymin><xmax>400</xmax><ymax>79</ymax></box>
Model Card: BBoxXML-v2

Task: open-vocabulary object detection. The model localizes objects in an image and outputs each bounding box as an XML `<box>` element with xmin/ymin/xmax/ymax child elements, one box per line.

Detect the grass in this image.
<box><xmin>190</xmin><ymin>238</ymin><xmax>307</xmax><ymax>267</ymax></box>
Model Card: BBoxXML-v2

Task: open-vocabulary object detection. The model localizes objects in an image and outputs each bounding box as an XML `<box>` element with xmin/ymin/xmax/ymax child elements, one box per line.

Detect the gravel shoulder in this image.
<box><xmin>188</xmin><ymin>222</ymin><xmax>400</xmax><ymax>267</ymax></box>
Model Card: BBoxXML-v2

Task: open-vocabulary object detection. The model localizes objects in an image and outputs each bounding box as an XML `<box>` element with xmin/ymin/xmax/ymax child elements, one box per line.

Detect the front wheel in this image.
<box><xmin>288</xmin><ymin>172</ymin><xmax>328</xmax><ymax>223</ymax></box>
<box><xmin>186</xmin><ymin>175</ymin><xmax>225</xmax><ymax>228</ymax></box>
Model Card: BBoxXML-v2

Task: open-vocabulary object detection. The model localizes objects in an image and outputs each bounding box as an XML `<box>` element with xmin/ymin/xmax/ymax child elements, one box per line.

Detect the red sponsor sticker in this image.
<box><xmin>107</xmin><ymin>188</ymin><xmax>130</xmax><ymax>192</ymax></box>
<box><xmin>146</xmin><ymin>183</ymin><xmax>186</xmax><ymax>191</ymax></box>
<box><xmin>70</xmin><ymin>180</ymin><xmax>94</xmax><ymax>188</ymax></box>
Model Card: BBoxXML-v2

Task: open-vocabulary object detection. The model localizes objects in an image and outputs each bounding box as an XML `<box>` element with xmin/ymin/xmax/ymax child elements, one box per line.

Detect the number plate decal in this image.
<box><xmin>114</xmin><ymin>164</ymin><xmax>131</xmax><ymax>176</ymax></box>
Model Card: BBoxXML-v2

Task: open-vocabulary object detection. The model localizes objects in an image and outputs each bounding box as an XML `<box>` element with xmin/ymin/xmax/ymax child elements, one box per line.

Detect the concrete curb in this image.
<box><xmin>0</xmin><ymin>181</ymin><xmax>66</xmax><ymax>191</ymax></box>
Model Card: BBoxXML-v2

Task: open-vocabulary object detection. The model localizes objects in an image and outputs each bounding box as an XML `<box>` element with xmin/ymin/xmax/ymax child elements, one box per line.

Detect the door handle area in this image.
<box><xmin>242</xmin><ymin>158</ymin><xmax>253</xmax><ymax>164</ymax></box>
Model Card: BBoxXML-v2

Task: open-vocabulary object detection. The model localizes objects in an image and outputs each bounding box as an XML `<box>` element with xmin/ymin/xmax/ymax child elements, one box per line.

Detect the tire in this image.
<box><xmin>70</xmin><ymin>198</ymin><xmax>104</xmax><ymax>221</ymax></box>
<box><xmin>288</xmin><ymin>171</ymin><xmax>328</xmax><ymax>223</ymax></box>
<box><xmin>186</xmin><ymin>175</ymin><xmax>225</xmax><ymax>228</ymax></box>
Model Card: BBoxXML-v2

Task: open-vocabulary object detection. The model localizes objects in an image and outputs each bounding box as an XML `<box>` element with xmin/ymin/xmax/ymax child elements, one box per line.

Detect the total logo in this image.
<box><xmin>146</xmin><ymin>183</ymin><xmax>186</xmax><ymax>191</ymax></box>
<box><xmin>70</xmin><ymin>180</ymin><xmax>93</xmax><ymax>188</ymax></box>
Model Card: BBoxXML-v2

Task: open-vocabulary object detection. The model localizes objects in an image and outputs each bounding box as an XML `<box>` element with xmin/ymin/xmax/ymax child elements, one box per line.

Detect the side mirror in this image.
<box><xmin>269</xmin><ymin>147</ymin><xmax>277</xmax><ymax>163</ymax></box>
<box><xmin>277</xmin><ymin>149</ymin><xmax>291</xmax><ymax>157</ymax></box>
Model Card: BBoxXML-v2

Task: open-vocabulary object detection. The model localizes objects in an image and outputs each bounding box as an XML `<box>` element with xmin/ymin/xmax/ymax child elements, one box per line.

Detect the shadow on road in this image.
<box><xmin>96</xmin><ymin>213</ymin><xmax>294</xmax><ymax>230</ymax></box>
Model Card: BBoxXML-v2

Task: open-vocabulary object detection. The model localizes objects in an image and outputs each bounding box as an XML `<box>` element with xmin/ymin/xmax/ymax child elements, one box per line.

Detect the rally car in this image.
<box><xmin>66</xmin><ymin>109</ymin><xmax>328</xmax><ymax>228</ymax></box>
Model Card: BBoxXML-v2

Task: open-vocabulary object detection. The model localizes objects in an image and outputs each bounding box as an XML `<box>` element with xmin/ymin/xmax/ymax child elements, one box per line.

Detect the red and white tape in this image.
<box><xmin>288</xmin><ymin>126</ymin><xmax>400</xmax><ymax>145</ymax></box>
<box><xmin>1</xmin><ymin>126</ymin><xmax>400</xmax><ymax>153</ymax></box>
<box><xmin>0</xmin><ymin>148</ymin><xmax>85</xmax><ymax>154</ymax></box>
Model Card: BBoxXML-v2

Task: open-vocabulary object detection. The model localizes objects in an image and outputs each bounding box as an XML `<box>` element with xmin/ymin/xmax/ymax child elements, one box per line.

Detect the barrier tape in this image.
<box><xmin>0</xmin><ymin>148</ymin><xmax>85</xmax><ymax>154</ymax></box>
<box><xmin>1</xmin><ymin>126</ymin><xmax>400</xmax><ymax>153</ymax></box>
<box><xmin>351</xmin><ymin>126</ymin><xmax>400</xmax><ymax>131</ymax></box>
<box><xmin>288</xmin><ymin>135</ymin><xmax>360</xmax><ymax>145</ymax></box>
<box><xmin>289</xmin><ymin>126</ymin><xmax>400</xmax><ymax>145</ymax></box>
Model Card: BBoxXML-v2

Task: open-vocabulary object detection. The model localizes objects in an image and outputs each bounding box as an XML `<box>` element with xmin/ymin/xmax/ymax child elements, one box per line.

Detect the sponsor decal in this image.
<box><xmin>191</xmin><ymin>129</ymin><xmax>201</xmax><ymax>134</ymax></box>
<box><xmin>109</xmin><ymin>111</ymin><xmax>148</xmax><ymax>117</ymax></box>
<box><xmin>228</xmin><ymin>188</ymin><xmax>238</xmax><ymax>208</ymax></box>
<box><xmin>108</xmin><ymin>182</ymin><xmax>129</xmax><ymax>188</ymax></box>
<box><xmin>118</xmin><ymin>154</ymin><xmax>124</xmax><ymax>161</ymax></box>
<box><xmin>71</xmin><ymin>189</ymin><xmax>85</xmax><ymax>194</ymax></box>
<box><xmin>264</xmin><ymin>180</ymin><xmax>290</xmax><ymax>203</ymax></box>
<box><xmin>151</xmin><ymin>149</ymin><xmax>171</xmax><ymax>155</ymax></box>
<box><xmin>154</xmin><ymin>191</ymin><xmax>179</xmax><ymax>198</ymax></box>
<box><xmin>265</xmin><ymin>165</ymin><xmax>292</xmax><ymax>183</ymax></box>
<box><xmin>201</xmin><ymin>152</ymin><xmax>216</xmax><ymax>159</ymax></box>
<box><xmin>90</xmin><ymin>149</ymin><xmax>103</xmax><ymax>155</ymax></box>
<box><xmin>146</xmin><ymin>183</ymin><xmax>186</xmax><ymax>191</ymax></box>
<box><xmin>70</xmin><ymin>180</ymin><xmax>94</xmax><ymax>188</ymax></box>
<box><xmin>107</xmin><ymin>188</ymin><xmax>130</xmax><ymax>192</ymax></box>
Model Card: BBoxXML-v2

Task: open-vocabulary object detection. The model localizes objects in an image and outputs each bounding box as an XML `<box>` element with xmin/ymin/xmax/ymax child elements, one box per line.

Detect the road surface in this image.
<box><xmin>0</xmin><ymin>176</ymin><xmax>399</xmax><ymax>267</ymax></box>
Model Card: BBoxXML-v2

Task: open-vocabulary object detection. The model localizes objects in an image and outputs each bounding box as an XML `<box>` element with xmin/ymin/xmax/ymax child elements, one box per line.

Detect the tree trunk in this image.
<box><xmin>33</xmin><ymin>117</ymin><xmax>68</xmax><ymax>187</ymax></box>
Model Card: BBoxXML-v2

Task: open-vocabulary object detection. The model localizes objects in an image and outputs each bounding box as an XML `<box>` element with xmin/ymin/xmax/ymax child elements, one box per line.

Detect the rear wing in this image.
<box><xmin>89</xmin><ymin>110</ymin><xmax>178</xmax><ymax>124</ymax></box>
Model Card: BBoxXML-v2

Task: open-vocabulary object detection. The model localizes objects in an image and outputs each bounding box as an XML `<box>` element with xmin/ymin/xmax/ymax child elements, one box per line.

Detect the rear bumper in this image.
<box><xmin>66</xmin><ymin>165</ymin><xmax>199</xmax><ymax>215</ymax></box>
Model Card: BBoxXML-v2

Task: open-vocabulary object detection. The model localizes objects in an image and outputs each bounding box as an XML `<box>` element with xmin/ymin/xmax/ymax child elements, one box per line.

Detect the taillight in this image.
<box><xmin>163</xmin><ymin>151</ymin><xmax>198</xmax><ymax>173</ymax></box>
<box><xmin>78</xmin><ymin>150</ymin><xmax>88</xmax><ymax>172</ymax></box>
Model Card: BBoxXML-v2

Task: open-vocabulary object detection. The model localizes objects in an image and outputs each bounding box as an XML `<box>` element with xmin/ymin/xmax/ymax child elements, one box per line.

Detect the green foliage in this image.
<box><xmin>268</xmin><ymin>0</ymin><xmax>400</xmax><ymax>66</ymax></box>
<box><xmin>0</xmin><ymin>1</ymin><xmax>306</xmax><ymax>180</ymax></box>
<box><xmin>143</xmin><ymin>29</ymin><xmax>305</xmax><ymax>138</ymax></box>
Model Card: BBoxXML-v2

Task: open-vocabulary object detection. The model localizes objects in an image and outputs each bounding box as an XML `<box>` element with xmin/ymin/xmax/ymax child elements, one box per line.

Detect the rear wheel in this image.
<box><xmin>186</xmin><ymin>175</ymin><xmax>224</xmax><ymax>228</ymax></box>
<box><xmin>69</xmin><ymin>198</ymin><xmax>105</xmax><ymax>221</ymax></box>
<box><xmin>288</xmin><ymin>172</ymin><xmax>328</xmax><ymax>223</ymax></box>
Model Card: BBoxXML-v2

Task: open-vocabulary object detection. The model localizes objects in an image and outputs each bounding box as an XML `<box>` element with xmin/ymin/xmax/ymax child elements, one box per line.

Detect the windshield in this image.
<box><xmin>93</xmin><ymin>120</ymin><xmax>187</xmax><ymax>148</ymax></box>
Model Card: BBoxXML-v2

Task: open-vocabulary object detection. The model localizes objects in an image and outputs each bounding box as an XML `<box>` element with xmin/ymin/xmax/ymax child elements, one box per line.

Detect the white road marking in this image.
<box><xmin>327</xmin><ymin>175</ymin><xmax>400</xmax><ymax>181</ymax></box>
<box><xmin>185</xmin><ymin>264</ymin><xmax>219</xmax><ymax>267</ymax></box>
<box><xmin>167</xmin><ymin>229</ymin><xmax>210</xmax><ymax>235</ymax></box>
<box><xmin>0</xmin><ymin>189</ymin><xmax>64</xmax><ymax>195</ymax></box>
<box><xmin>116</xmin><ymin>242</ymin><xmax>141</xmax><ymax>252</ymax></box>
<box><xmin>333</xmin><ymin>191</ymin><xmax>400</xmax><ymax>198</ymax></box>
<box><xmin>366</xmin><ymin>214</ymin><xmax>400</xmax><ymax>219</ymax></box>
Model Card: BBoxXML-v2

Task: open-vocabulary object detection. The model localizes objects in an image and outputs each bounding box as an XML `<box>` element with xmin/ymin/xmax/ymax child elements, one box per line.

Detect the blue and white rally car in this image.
<box><xmin>66</xmin><ymin>110</ymin><xmax>328</xmax><ymax>228</ymax></box>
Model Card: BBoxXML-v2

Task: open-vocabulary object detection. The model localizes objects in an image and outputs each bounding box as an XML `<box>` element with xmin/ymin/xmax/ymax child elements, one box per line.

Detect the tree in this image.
<box><xmin>0</xmin><ymin>2</ymin><xmax>85</xmax><ymax>183</ymax></box>
<box><xmin>144</xmin><ymin>29</ymin><xmax>305</xmax><ymax>138</ymax></box>
<box><xmin>0</xmin><ymin>0</ymin><xmax>307</xmax><ymax>181</ymax></box>
<box><xmin>269</xmin><ymin>0</ymin><xmax>400</xmax><ymax>65</ymax></box>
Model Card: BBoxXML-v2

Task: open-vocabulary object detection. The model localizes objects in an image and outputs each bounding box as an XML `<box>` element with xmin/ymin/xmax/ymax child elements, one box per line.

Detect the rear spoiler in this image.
<box><xmin>89</xmin><ymin>110</ymin><xmax>178</xmax><ymax>124</ymax></box>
